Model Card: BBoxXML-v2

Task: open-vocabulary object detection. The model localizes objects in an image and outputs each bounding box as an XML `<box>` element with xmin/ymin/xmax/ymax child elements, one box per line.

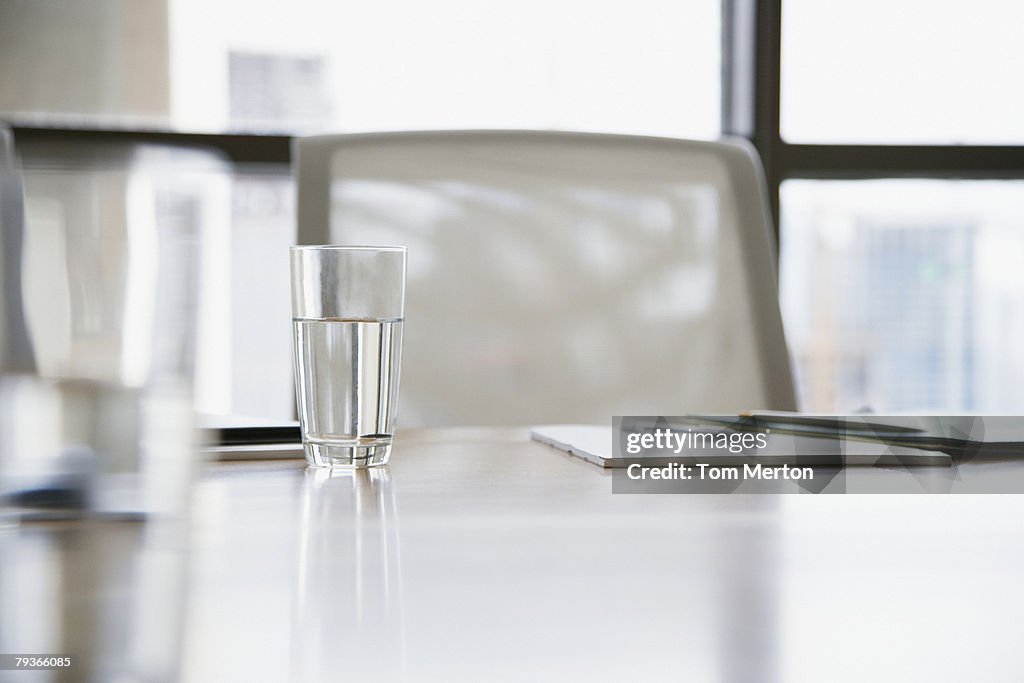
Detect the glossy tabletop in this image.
<box><xmin>176</xmin><ymin>428</ymin><xmax>1024</xmax><ymax>682</ymax></box>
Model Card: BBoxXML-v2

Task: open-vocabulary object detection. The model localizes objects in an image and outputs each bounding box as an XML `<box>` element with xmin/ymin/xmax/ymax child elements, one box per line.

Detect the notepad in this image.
<box><xmin>529</xmin><ymin>423</ymin><xmax>954</xmax><ymax>468</ymax></box>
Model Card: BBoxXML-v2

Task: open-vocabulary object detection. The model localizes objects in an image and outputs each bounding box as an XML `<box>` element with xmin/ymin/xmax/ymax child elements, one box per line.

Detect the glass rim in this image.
<box><xmin>290</xmin><ymin>244</ymin><xmax>407</xmax><ymax>253</ymax></box>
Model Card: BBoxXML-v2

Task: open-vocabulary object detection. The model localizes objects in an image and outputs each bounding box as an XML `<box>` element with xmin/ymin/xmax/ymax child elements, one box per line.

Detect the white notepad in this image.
<box><xmin>529</xmin><ymin>424</ymin><xmax>953</xmax><ymax>468</ymax></box>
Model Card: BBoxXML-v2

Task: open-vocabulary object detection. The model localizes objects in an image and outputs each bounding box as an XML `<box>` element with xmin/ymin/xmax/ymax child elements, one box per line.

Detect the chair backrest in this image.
<box><xmin>295</xmin><ymin>131</ymin><xmax>796</xmax><ymax>426</ymax></box>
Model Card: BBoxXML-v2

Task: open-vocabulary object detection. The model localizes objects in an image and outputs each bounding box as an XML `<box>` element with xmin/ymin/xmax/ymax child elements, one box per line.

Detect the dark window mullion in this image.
<box><xmin>10</xmin><ymin>125</ymin><xmax>292</xmax><ymax>165</ymax></box>
<box><xmin>780</xmin><ymin>143</ymin><xmax>1024</xmax><ymax>179</ymax></box>
<box><xmin>751</xmin><ymin>0</ymin><xmax>783</xmax><ymax>230</ymax></box>
<box><xmin>722</xmin><ymin>0</ymin><xmax>783</xmax><ymax>233</ymax></box>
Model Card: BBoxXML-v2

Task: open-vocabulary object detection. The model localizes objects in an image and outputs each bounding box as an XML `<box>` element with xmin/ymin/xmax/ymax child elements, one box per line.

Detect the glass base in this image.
<box><xmin>303</xmin><ymin>440</ymin><xmax>392</xmax><ymax>468</ymax></box>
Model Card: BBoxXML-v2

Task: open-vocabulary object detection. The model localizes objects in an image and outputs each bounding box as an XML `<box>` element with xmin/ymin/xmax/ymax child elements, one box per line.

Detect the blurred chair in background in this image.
<box><xmin>296</xmin><ymin>131</ymin><xmax>796</xmax><ymax>427</ymax></box>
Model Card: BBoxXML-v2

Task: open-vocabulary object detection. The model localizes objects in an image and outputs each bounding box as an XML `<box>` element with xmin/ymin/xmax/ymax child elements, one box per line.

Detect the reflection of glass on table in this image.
<box><xmin>291</xmin><ymin>467</ymin><xmax>405</xmax><ymax>681</ymax></box>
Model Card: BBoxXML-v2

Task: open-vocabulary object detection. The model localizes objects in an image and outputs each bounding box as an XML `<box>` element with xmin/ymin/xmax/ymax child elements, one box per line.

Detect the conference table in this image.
<box><xmin>5</xmin><ymin>427</ymin><xmax>1024</xmax><ymax>681</ymax></box>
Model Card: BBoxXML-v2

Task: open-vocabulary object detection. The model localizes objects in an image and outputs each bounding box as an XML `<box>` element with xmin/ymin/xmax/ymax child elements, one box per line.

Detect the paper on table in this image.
<box><xmin>530</xmin><ymin>425</ymin><xmax>614</xmax><ymax>467</ymax></box>
<box><xmin>529</xmin><ymin>423</ymin><xmax>953</xmax><ymax>468</ymax></box>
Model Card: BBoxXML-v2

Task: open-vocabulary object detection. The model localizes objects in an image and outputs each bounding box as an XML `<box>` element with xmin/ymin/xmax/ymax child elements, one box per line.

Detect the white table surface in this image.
<box><xmin>171</xmin><ymin>427</ymin><xmax>1024</xmax><ymax>682</ymax></box>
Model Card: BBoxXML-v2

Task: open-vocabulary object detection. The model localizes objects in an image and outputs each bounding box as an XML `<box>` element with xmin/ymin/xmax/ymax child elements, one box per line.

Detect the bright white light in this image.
<box><xmin>782</xmin><ymin>0</ymin><xmax>1024</xmax><ymax>144</ymax></box>
<box><xmin>169</xmin><ymin>0</ymin><xmax>720</xmax><ymax>138</ymax></box>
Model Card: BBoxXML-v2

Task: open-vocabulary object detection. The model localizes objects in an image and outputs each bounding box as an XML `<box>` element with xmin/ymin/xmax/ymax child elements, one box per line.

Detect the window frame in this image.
<box><xmin>722</xmin><ymin>0</ymin><xmax>1024</xmax><ymax>233</ymax></box>
<box><xmin>10</xmin><ymin>125</ymin><xmax>291</xmax><ymax>165</ymax></box>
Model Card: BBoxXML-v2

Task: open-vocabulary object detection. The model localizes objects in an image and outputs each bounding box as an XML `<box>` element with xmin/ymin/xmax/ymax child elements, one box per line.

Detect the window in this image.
<box><xmin>2</xmin><ymin>0</ymin><xmax>720</xmax><ymax>138</ymax></box>
<box><xmin>11</xmin><ymin>1</ymin><xmax>1019</xmax><ymax>416</ymax></box>
<box><xmin>781</xmin><ymin>0</ymin><xmax>1024</xmax><ymax>145</ymax></box>
<box><xmin>727</xmin><ymin>0</ymin><xmax>1024</xmax><ymax>412</ymax></box>
<box><xmin>3</xmin><ymin>0</ymin><xmax>721</xmax><ymax>420</ymax></box>
<box><xmin>780</xmin><ymin>180</ymin><xmax>1024</xmax><ymax>412</ymax></box>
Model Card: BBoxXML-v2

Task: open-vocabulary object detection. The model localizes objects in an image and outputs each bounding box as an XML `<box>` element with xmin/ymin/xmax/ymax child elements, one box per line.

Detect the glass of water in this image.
<box><xmin>290</xmin><ymin>246</ymin><xmax>406</xmax><ymax>468</ymax></box>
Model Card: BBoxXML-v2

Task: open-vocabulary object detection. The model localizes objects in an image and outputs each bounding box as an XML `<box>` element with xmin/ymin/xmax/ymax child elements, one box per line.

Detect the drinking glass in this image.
<box><xmin>2</xmin><ymin>143</ymin><xmax>207</xmax><ymax>520</ymax></box>
<box><xmin>290</xmin><ymin>246</ymin><xmax>406</xmax><ymax>467</ymax></box>
<box><xmin>1</xmin><ymin>140</ymin><xmax>205</xmax><ymax>682</ymax></box>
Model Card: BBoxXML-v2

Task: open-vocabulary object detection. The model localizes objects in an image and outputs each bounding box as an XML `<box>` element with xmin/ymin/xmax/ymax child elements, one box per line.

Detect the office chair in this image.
<box><xmin>295</xmin><ymin>131</ymin><xmax>796</xmax><ymax>426</ymax></box>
